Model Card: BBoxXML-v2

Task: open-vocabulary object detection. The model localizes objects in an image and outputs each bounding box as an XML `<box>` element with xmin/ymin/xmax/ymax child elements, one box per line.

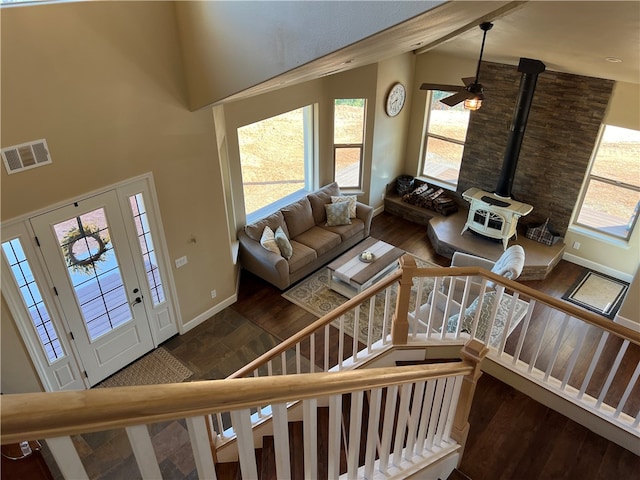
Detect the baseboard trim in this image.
<box><xmin>562</xmin><ymin>252</ymin><xmax>633</xmax><ymax>283</ymax></box>
<box><xmin>180</xmin><ymin>293</ymin><xmax>238</xmax><ymax>334</ymax></box>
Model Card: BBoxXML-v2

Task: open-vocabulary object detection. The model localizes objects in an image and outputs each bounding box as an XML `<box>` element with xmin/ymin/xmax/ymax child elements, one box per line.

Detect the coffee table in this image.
<box><xmin>327</xmin><ymin>237</ymin><xmax>404</xmax><ymax>298</ymax></box>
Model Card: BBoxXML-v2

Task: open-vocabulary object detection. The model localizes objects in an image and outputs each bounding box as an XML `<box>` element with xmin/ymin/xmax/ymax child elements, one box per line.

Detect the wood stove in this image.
<box><xmin>461</xmin><ymin>58</ymin><xmax>545</xmax><ymax>250</ymax></box>
<box><xmin>461</xmin><ymin>187</ymin><xmax>532</xmax><ymax>250</ymax></box>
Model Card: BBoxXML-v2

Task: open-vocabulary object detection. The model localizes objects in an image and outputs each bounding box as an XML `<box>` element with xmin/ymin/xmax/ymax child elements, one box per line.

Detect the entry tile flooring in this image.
<box><xmin>42</xmin><ymin>307</ymin><xmax>281</xmax><ymax>480</ymax></box>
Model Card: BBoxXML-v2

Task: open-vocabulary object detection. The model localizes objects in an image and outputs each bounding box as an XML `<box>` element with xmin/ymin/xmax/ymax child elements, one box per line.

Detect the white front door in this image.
<box><xmin>30</xmin><ymin>191</ymin><xmax>155</xmax><ymax>386</ymax></box>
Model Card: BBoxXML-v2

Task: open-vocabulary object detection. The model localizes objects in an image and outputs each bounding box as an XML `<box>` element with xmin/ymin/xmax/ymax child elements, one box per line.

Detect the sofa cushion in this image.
<box><xmin>294</xmin><ymin>226</ymin><xmax>341</xmax><ymax>257</ymax></box>
<box><xmin>331</xmin><ymin>195</ymin><xmax>357</xmax><ymax>218</ymax></box>
<box><xmin>260</xmin><ymin>226</ymin><xmax>281</xmax><ymax>255</ymax></box>
<box><xmin>281</xmin><ymin>197</ymin><xmax>315</xmax><ymax>238</ymax></box>
<box><xmin>323</xmin><ymin>218</ymin><xmax>365</xmax><ymax>241</ymax></box>
<box><xmin>308</xmin><ymin>182</ymin><xmax>341</xmax><ymax>224</ymax></box>
<box><xmin>325</xmin><ymin>201</ymin><xmax>352</xmax><ymax>226</ymax></box>
<box><xmin>274</xmin><ymin>226</ymin><xmax>293</xmax><ymax>259</ymax></box>
<box><xmin>244</xmin><ymin>211</ymin><xmax>289</xmax><ymax>242</ymax></box>
<box><xmin>288</xmin><ymin>240</ymin><xmax>317</xmax><ymax>274</ymax></box>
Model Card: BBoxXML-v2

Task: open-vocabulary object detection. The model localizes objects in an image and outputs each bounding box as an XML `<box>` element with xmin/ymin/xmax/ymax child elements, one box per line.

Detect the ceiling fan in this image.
<box><xmin>420</xmin><ymin>22</ymin><xmax>494</xmax><ymax>110</ymax></box>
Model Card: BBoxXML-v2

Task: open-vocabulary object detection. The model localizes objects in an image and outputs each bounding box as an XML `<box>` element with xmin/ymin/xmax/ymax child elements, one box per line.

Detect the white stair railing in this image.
<box><xmin>2</xmin><ymin>360</ymin><xmax>482</xmax><ymax>480</ymax></box>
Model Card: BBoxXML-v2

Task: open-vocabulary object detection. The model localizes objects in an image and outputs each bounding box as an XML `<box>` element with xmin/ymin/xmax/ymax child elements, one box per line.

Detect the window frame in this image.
<box><xmin>572</xmin><ymin>124</ymin><xmax>640</xmax><ymax>242</ymax></box>
<box><xmin>239</xmin><ymin>104</ymin><xmax>316</xmax><ymax>225</ymax></box>
<box><xmin>419</xmin><ymin>90</ymin><xmax>471</xmax><ymax>190</ymax></box>
<box><xmin>332</xmin><ymin>98</ymin><xmax>366</xmax><ymax>190</ymax></box>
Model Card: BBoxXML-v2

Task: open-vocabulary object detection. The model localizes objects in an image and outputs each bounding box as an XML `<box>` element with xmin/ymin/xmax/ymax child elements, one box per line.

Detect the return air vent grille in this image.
<box><xmin>2</xmin><ymin>139</ymin><xmax>52</xmax><ymax>174</ymax></box>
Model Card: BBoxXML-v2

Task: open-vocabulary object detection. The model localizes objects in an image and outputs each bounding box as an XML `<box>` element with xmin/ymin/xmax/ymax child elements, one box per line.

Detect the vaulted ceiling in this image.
<box><xmin>225</xmin><ymin>1</ymin><xmax>639</xmax><ymax>103</ymax></box>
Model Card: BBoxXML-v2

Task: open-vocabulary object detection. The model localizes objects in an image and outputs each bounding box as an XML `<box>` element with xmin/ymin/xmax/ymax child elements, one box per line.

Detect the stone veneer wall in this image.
<box><xmin>458</xmin><ymin>61</ymin><xmax>614</xmax><ymax>236</ymax></box>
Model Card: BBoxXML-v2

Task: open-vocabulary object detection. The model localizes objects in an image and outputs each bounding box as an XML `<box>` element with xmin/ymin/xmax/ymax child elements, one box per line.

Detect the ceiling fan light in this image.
<box><xmin>464</xmin><ymin>98</ymin><xmax>482</xmax><ymax>111</ymax></box>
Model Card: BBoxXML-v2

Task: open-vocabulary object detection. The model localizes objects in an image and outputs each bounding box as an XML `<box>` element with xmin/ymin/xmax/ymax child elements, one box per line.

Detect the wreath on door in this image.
<box><xmin>61</xmin><ymin>223</ymin><xmax>110</xmax><ymax>274</ymax></box>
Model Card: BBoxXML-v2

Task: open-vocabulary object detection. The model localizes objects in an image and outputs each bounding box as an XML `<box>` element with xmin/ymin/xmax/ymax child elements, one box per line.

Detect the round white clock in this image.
<box><xmin>386</xmin><ymin>82</ymin><xmax>406</xmax><ymax>117</ymax></box>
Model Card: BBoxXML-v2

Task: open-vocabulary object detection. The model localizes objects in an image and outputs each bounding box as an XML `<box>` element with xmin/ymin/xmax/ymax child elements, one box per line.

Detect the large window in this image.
<box><xmin>238</xmin><ymin>105</ymin><xmax>314</xmax><ymax>221</ymax></box>
<box><xmin>334</xmin><ymin>98</ymin><xmax>366</xmax><ymax>189</ymax></box>
<box><xmin>421</xmin><ymin>90</ymin><xmax>471</xmax><ymax>188</ymax></box>
<box><xmin>574</xmin><ymin>125</ymin><xmax>640</xmax><ymax>240</ymax></box>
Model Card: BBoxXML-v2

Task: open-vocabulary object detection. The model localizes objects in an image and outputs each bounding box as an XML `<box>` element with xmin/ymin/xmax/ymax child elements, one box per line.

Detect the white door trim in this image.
<box><xmin>1</xmin><ymin>173</ymin><xmax>181</xmax><ymax>391</ymax></box>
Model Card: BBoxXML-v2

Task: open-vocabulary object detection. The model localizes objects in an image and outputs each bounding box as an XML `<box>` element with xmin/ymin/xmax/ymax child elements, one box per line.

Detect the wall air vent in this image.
<box><xmin>2</xmin><ymin>139</ymin><xmax>52</xmax><ymax>174</ymax></box>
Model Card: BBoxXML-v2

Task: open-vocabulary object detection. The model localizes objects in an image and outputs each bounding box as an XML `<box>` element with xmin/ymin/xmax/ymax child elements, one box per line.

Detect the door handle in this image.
<box><xmin>131</xmin><ymin>296</ymin><xmax>143</xmax><ymax>306</ymax></box>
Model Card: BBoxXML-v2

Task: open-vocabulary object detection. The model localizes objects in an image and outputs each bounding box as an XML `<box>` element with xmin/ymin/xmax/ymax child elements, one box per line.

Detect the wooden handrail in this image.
<box><xmin>1</xmin><ymin>362</ymin><xmax>472</xmax><ymax>444</ymax></box>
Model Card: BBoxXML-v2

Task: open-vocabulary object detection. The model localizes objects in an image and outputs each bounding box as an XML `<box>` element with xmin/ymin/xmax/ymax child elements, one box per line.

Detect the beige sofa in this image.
<box><xmin>238</xmin><ymin>182</ymin><xmax>373</xmax><ymax>290</ymax></box>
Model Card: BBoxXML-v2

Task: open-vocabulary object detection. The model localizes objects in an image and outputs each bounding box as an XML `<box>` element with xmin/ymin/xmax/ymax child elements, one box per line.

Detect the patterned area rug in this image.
<box><xmin>282</xmin><ymin>256</ymin><xmax>438</xmax><ymax>343</ymax></box>
<box><xmin>95</xmin><ymin>347</ymin><xmax>193</xmax><ymax>388</ymax></box>
<box><xmin>562</xmin><ymin>270</ymin><xmax>629</xmax><ymax>319</ymax></box>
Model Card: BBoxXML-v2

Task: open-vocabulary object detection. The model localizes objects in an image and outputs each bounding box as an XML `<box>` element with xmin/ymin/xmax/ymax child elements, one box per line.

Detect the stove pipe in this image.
<box><xmin>495</xmin><ymin>58</ymin><xmax>546</xmax><ymax>198</ymax></box>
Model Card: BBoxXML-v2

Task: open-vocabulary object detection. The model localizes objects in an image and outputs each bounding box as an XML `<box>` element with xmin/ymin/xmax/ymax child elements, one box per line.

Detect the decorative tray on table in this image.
<box><xmin>359</xmin><ymin>251</ymin><xmax>376</xmax><ymax>263</ymax></box>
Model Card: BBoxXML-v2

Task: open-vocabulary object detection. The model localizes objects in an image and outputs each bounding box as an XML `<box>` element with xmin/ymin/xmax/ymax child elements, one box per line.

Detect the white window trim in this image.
<box><xmin>419</xmin><ymin>90</ymin><xmax>469</xmax><ymax>191</ymax></box>
<box><xmin>242</xmin><ymin>104</ymin><xmax>317</xmax><ymax>225</ymax></box>
<box><xmin>570</xmin><ymin>124</ymin><xmax>640</xmax><ymax>243</ymax></box>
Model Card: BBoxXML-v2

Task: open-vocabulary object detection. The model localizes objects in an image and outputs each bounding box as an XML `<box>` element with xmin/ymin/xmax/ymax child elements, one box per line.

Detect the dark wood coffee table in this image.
<box><xmin>326</xmin><ymin>237</ymin><xmax>404</xmax><ymax>298</ymax></box>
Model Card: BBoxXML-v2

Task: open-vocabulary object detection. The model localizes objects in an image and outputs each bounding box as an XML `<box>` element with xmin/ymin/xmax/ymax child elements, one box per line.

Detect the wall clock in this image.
<box><xmin>385</xmin><ymin>82</ymin><xmax>406</xmax><ymax>117</ymax></box>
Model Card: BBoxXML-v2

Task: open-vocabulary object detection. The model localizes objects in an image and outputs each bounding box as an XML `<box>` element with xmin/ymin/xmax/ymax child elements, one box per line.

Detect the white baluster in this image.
<box><xmin>186</xmin><ymin>416</ymin><xmax>217</xmax><ymax>480</ymax></box>
<box><xmin>125</xmin><ymin>424</ymin><xmax>162</xmax><ymax>479</ymax></box>
<box><xmin>382</xmin><ymin>288</ymin><xmax>392</xmax><ymax>344</ymax></box>
<box><xmin>561</xmin><ymin>324</ymin><xmax>589</xmax><ymax>390</ymax></box>
<box><xmin>46</xmin><ymin>436</ymin><xmax>89</xmax><ymax>480</ymax></box>
<box><xmin>296</xmin><ymin>342</ymin><xmax>301</xmax><ymax>374</ymax></box>
<box><xmin>353</xmin><ymin>306</ymin><xmax>360</xmax><ymax>362</ymax></box>
<box><xmin>392</xmin><ymin>383</ymin><xmax>412</xmax><ymax>467</ymax></box>
<box><xmin>405</xmin><ymin>381</ymin><xmax>426</xmax><ymax>459</ymax></box>
<box><xmin>579</xmin><ymin>331</ymin><xmax>610</xmax><ymax>399</ymax></box>
<box><xmin>544</xmin><ymin>313</ymin><xmax>571</xmax><ymax>381</ymax></box>
<box><xmin>271</xmin><ymin>402</ymin><xmax>292</xmax><ymax>480</ymax></box>
<box><xmin>310</xmin><ymin>332</ymin><xmax>316</xmax><ymax>373</ymax></box>
<box><xmin>338</xmin><ymin>316</ymin><xmax>345</xmax><ymax>370</ymax></box>
<box><xmin>328</xmin><ymin>394</ymin><xmax>343</xmax><ymax>479</ymax></box>
<box><xmin>364</xmin><ymin>388</ymin><xmax>382</xmax><ymax>480</ymax></box>
<box><xmin>324</xmin><ymin>324</ymin><xmax>330</xmax><ymax>371</ymax></box>
<box><xmin>443</xmin><ymin>376</ymin><xmax>464</xmax><ymax>442</ymax></box>
<box><xmin>303</xmin><ymin>398</ymin><xmax>318</xmax><ymax>480</ymax></box>
<box><xmin>528</xmin><ymin>310</ymin><xmax>552</xmax><ymax>374</ymax></box>
<box><xmin>230</xmin><ymin>409</ymin><xmax>258</xmax><ymax>479</ymax></box>
<box><xmin>416</xmin><ymin>380</ymin><xmax>436</xmax><ymax>453</ymax></box>
<box><xmin>281</xmin><ymin>351</ymin><xmax>287</xmax><ymax>375</ymax></box>
<box><xmin>347</xmin><ymin>390</ymin><xmax>364</xmax><ymax>476</ymax></box>
<box><xmin>426</xmin><ymin>378</ymin><xmax>446</xmax><ymax>450</ymax></box>
<box><xmin>378</xmin><ymin>385</ymin><xmax>398</xmax><ymax>472</ymax></box>
<box><xmin>512</xmin><ymin>300</ymin><xmax>535</xmax><ymax>365</ymax></box>
<box><xmin>368</xmin><ymin>296</ymin><xmax>376</xmax><ymax>351</ymax></box>
<box><xmin>614</xmin><ymin>360</ymin><xmax>640</xmax><ymax>418</ymax></box>
<box><xmin>412</xmin><ymin>278</ymin><xmax>424</xmax><ymax>338</ymax></box>
<box><xmin>596</xmin><ymin>340</ymin><xmax>630</xmax><ymax>409</ymax></box>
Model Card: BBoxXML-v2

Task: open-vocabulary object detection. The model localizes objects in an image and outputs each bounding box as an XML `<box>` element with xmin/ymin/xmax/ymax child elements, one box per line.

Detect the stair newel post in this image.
<box><xmin>451</xmin><ymin>339</ymin><xmax>489</xmax><ymax>457</ymax></box>
<box><xmin>392</xmin><ymin>254</ymin><xmax>416</xmax><ymax>345</ymax></box>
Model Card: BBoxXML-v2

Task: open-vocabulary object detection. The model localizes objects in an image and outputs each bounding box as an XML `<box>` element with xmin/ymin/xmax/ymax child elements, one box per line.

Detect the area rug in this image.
<box><xmin>95</xmin><ymin>347</ymin><xmax>193</xmax><ymax>388</ymax></box>
<box><xmin>282</xmin><ymin>256</ymin><xmax>439</xmax><ymax>343</ymax></box>
<box><xmin>562</xmin><ymin>270</ymin><xmax>629</xmax><ymax>319</ymax></box>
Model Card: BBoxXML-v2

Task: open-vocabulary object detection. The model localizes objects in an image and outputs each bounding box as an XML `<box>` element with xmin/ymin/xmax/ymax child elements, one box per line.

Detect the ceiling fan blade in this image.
<box><xmin>462</xmin><ymin>76</ymin><xmax>476</xmax><ymax>86</ymax></box>
<box><xmin>440</xmin><ymin>90</ymin><xmax>473</xmax><ymax>107</ymax></box>
<box><xmin>420</xmin><ymin>83</ymin><xmax>465</xmax><ymax>92</ymax></box>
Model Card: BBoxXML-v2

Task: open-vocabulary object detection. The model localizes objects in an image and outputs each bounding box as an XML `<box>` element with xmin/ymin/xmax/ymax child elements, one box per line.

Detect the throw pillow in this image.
<box><xmin>274</xmin><ymin>226</ymin><xmax>293</xmax><ymax>259</ymax></box>
<box><xmin>331</xmin><ymin>195</ymin><xmax>357</xmax><ymax>218</ymax></box>
<box><xmin>260</xmin><ymin>226</ymin><xmax>281</xmax><ymax>255</ymax></box>
<box><xmin>325</xmin><ymin>201</ymin><xmax>352</xmax><ymax>227</ymax></box>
